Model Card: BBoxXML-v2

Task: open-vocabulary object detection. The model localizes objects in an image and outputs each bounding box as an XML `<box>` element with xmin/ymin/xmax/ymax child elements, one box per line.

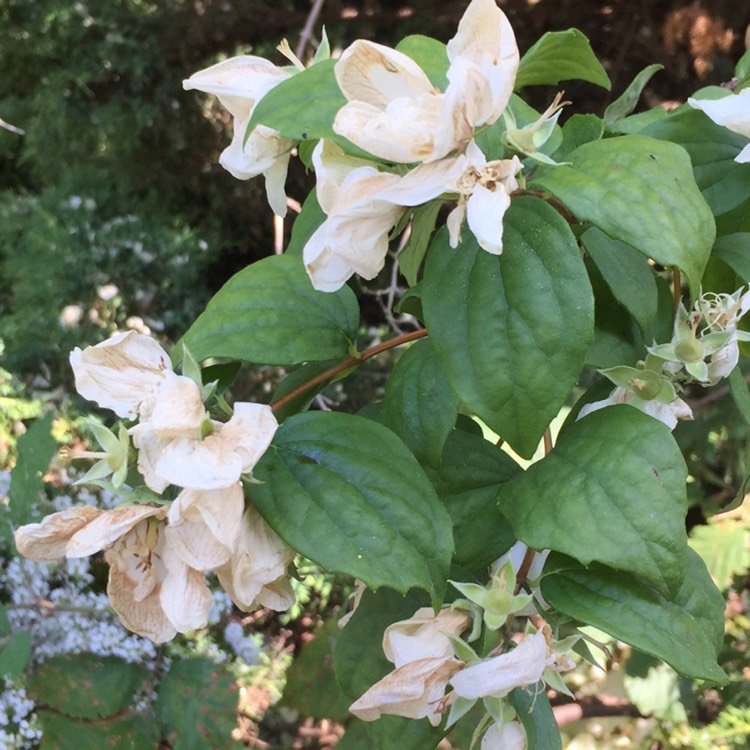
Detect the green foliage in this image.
<box><xmin>252</xmin><ymin>411</ymin><xmax>453</xmax><ymax>606</ymax></box>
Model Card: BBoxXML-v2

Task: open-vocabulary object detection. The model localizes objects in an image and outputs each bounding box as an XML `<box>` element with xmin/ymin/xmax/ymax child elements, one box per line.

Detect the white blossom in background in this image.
<box><xmin>688</xmin><ymin>88</ymin><xmax>750</xmax><ymax>163</ymax></box>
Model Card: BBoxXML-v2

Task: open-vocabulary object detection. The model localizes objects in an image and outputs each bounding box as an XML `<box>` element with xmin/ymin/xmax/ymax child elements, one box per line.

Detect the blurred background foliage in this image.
<box><xmin>1</xmin><ymin>0</ymin><xmax>750</xmax><ymax>748</ymax></box>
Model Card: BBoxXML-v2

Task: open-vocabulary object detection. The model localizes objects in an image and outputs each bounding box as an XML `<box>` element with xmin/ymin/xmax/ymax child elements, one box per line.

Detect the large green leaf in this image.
<box><xmin>500</xmin><ymin>406</ymin><xmax>688</xmax><ymax>597</ymax></box>
<box><xmin>180</xmin><ymin>254</ymin><xmax>359</xmax><ymax>365</ymax></box>
<box><xmin>509</xmin><ymin>685</ymin><xmax>562</xmax><ymax>750</ymax></box>
<box><xmin>154</xmin><ymin>658</ymin><xmax>239</xmax><ymax>750</ymax></box>
<box><xmin>0</xmin><ymin>631</ymin><xmax>31</xmax><ymax>678</ymax></box>
<box><xmin>28</xmin><ymin>654</ymin><xmax>146</xmax><ymax>720</ymax></box>
<box><xmin>643</xmin><ymin>108</ymin><xmax>750</xmax><ymax>216</ymax></box>
<box><xmin>422</xmin><ymin>198</ymin><xmax>594</xmax><ymax>458</ymax></box>
<box><xmin>382</xmin><ymin>338</ymin><xmax>459</xmax><ymax>468</ymax></box>
<box><xmin>515</xmin><ymin>29</ymin><xmax>610</xmax><ymax>90</ymax></box>
<box><xmin>712</xmin><ymin>233</ymin><xmax>750</xmax><ymax>282</ymax></box>
<box><xmin>425</xmin><ymin>429</ymin><xmax>519</xmax><ymax>573</ymax></box>
<box><xmin>251</xmin><ymin>411</ymin><xmax>454</xmax><ymax>606</ymax></box>
<box><xmin>690</xmin><ymin>518</ymin><xmax>750</xmax><ymax>590</ymax></box>
<box><xmin>532</xmin><ymin>135</ymin><xmax>715</xmax><ymax>295</ymax></box>
<box><xmin>541</xmin><ymin>550</ymin><xmax>726</xmax><ymax>683</ymax></box>
<box><xmin>38</xmin><ymin>710</ymin><xmax>159</xmax><ymax>750</ymax></box>
<box><xmin>285</xmin><ymin>188</ymin><xmax>326</xmax><ymax>257</ymax></box>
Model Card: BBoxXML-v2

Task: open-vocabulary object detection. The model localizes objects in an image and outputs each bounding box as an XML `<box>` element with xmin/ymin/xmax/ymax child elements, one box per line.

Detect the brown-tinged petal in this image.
<box><xmin>158</xmin><ymin>542</ymin><xmax>213</xmax><ymax>633</ymax></box>
<box><xmin>350</xmin><ymin>656</ymin><xmax>464</xmax><ymax>725</ymax></box>
<box><xmin>14</xmin><ymin>506</ymin><xmax>104</xmax><ymax>561</ymax></box>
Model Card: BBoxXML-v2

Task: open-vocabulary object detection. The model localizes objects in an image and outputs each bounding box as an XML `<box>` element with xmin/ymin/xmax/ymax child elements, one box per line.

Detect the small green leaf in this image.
<box><xmin>728</xmin><ymin>365</ymin><xmax>750</xmax><ymax>428</ymax></box>
<box><xmin>515</xmin><ymin>29</ymin><xmax>610</xmax><ymax>90</ymax></box>
<box><xmin>382</xmin><ymin>338</ymin><xmax>459</xmax><ymax>468</ymax></box>
<box><xmin>604</xmin><ymin>64</ymin><xmax>664</xmax><ymax>124</ymax></box>
<box><xmin>582</xmin><ymin>227</ymin><xmax>658</xmax><ymax>336</ymax></box>
<box><xmin>500</xmin><ymin>406</ymin><xmax>688</xmax><ymax>598</ymax></box>
<box><xmin>252</xmin><ymin>411</ymin><xmax>454</xmax><ymax>606</ymax></box>
<box><xmin>554</xmin><ymin>113</ymin><xmax>604</xmax><ymax>161</ymax></box>
<box><xmin>9</xmin><ymin>413</ymin><xmax>57</xmax><ymax>528</ymax></box>
<box><xmin>422</xmin><ymin>198</ymin><xmax>594</xmax><ymax>458</ymax></box>
<box><xmin>180</xmin><ymin>254</ymin><xmax>359</xmax><ymax>366</ymax></box>
<box><xmin>0</xmin><ymin>631</ymin><xmax>32</xmax><ymax>678</ymax></box>
<box><xmin>29</xmin><ymin>654</ymin><xmax>146</xmax><ymax>719</ymax></box>
<box><xmin>736</xmin><ymin>48</ymin><xmax>750</xmax><ymax>83</ymax></box>
<box><xmin>155</xmin><ymin>658</ymin><xmax>238</xmax><ymax>750</ymax></box>
<box><xmin>395</xmin><ymin>35</ymin><xmax>449</xmax><ymax>90</ymax></box>
<box><xmin>286</xmin><ymin>188</ymin><xmax>326</xmax><ymax>257</ymax></box>
<box><xmin>399</xmin><ymin>200</ymin><xmax>442</xmax><ymax>286</ymax></box>
<box><xmin>541</xmin><ymin>550</ymin><xmax>726</xmax><ymax>683</ymax></box>
<box><xmin>425</xmin><ymin>429</ymin><xmax>519</xmax><ymax>573</ymax></box>
<box><xmin>532</xmin><ymin>135</ymin><xmax>715</xmax><ymax>295</ymax></box>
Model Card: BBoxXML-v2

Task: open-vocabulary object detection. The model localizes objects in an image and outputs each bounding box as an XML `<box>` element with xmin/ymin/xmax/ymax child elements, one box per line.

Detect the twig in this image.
<box><xmin>295</xmin><ymin>0</ymin><xmax>326</xmax><ymax>61</ymax></box>
<box><xmin>0</xmin><ymin>116</ymin><xmax>25</xmax><ymax>135</ymax></box>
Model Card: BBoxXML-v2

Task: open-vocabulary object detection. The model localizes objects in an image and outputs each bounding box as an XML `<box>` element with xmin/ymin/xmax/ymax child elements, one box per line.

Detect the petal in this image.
<box><xmin>183</xmin><ymin>55</ymin><xmax>289</xmax><ymax>120</ymax></box>
<box><xmin>335</xmin><ymin>40</ymin><xmax>434</xmax><ymax>109</ymax></box>
<box><xmin>14</xmin><ymin>506</ymin><xmax>104</xmax><ymax>561</ymax></box>
<box><xmin>67</xmin><ymin>504</ymin><xmax>165</xmax><ymax>557</ymax></box>
<box><xmin>350</xmin><ymin>657</ymin><xmax>464</xmax><ymax>725</ymax></box>
<box><xmin>158</xmin><ymin>543</ymin><xmax>213</xmax><ymax>633</ymax></box>
<box><xmin>130</xmin><ymin>425</ymin><xmax>172</xmax><ymax>494</ymax></box>
<box><xmin>449</xmin><ymin>630</ymin><xmax>548</xmax><ymax>700</ymax></box>
<box><xmin>481</xmin><ymin>721</ymin><xmax>527</xmax><ymax>750</ymax></box>
<box><xmin>466</xmin><ymin>183</ymin><xmax>512</xmax><ymax>255</ymax></box>
<box><xmin>304</xmin><ymin>222</ymin><xmax>359</xmax><ymax>292</ymax></box>
<box><xmin>70</xmin><ymin>331</ymin><xmax>171</xmax><ymax>419</ymax></box>
<box><xmin>254</xmin><ymin>576</ymin><xmax>296</xmax><ymax>612</ymax></box>
<box><xmin>736</xmin><ymin>143</ymin><xmax>750</xmax><ymax>163</ymax></box>
<box><xmin>688</xmin><ymin>89</ymin><xmax>750</xmax><ymax>139</ymax></box>
<box><xmin>313</xmin><ymin>139</ymin><xmax>374</xmax><ymax>214</ymax></box>
<box><xmin>263</xmin><ymin>149</ymin><xmax>292</xmax><ymax>218</ymax></box>
<box><xmin>147</xmin><ymin>373</ymin><xmax>206</xmax><ymax>437</ymax></box>
<box><xmin>446</xmin><ymin>0</ymin><xmax>519</xmax><ymax>124</ymax></box>
<box><xmin>166</xmin><ymin>484</ymin><xmax>244</xmax><ymax>570</ymax></box>
<box><xmin>384</xmin><ymin>608</ymin><xmax>470</xmax><ymax>668</ymax></box>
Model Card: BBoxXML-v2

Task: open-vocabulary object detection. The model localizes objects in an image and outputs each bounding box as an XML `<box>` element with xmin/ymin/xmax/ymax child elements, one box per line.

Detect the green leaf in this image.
<box><xmin>9</xmin><ymin>412</ymin><xmax>57</xmax><ymax>527</ymax></box>
<box><xmin>425</xmin><ymin>428</ymin><xmax>519</xmax><ymax>573</ymax></box>
<box><xmin>582</xmin><ymin>227</ymin><xmax>658</xmax><ymax>336</ymax></box>
<box><xmin>643</xmin><ymin>108</ymin><xmax>750</xmax><ymax>216</ymax></box>
<box><xmin>604</xmin><ymin>64</ymin><xmax>664</xmax><ymax>124</ymax></box>
<box><xmin>0</xmin><ymin>631</ymin><xmax>31</xmax><ymax>678</ymax></box>
<box><xmin>515</xmin><ymin>29</ymin><xmax>610</xmax><ymax>90</ymax></box>
<box><xmin>252</xmin><ymin>411</ymin><xmax>454</xmax><ymax>606</ymax></box>
<box><xmin>180</xmin><ymin>254</ymin><xmax>359</xmax><ymax>366</ymax></box>
<box><xmin>508</xmin><ymin>684</ymin><xmax>561</xmax><ymax>750</ymax></box>
<box><xmin>155</xmin><ymin>658</ymin><xmax>238</xmax><ymax>750</ymax></box>
<box><xmin>737</xmin><ymin>48</ymin><xmax>750</xmax><ymax>82</ymax></box>
<box><xmin>422</xmin><ymin>198</ymin><xmax>594</xmax><ymax>459</ymax></box>
<box><xmin>541</xmin><ymin>550</ymin><xmax>726</xmax><ymax>683</ymax></box>
<box><xmin>395</xmin><ymin>35</ymin><xmax>449</xmax><ymax>90</ymax></box>
<box><xmin>532</xmin><ymin>135</ymin><xmax>715</xmax><ymax>295</ymax></box>
<box><xmin>285</xmin><ymin>188</ymin><xmax>326</xmax><ymax>257</ymax></box>
<box><xmin>382</xmin><ymin>338</ymin><xmax>459</xmax><ymax>468</ymax></box>
<box><xmin>728</xmin><ymin>365</ymin><xmax>750</xmax><ymax>428</ymax></box>
<box><xmin>690</xmin><ymin>518</ymin><xmax>750</xmax><ymax>589</ymax></box>
<box><xmin>29</xmin><ymin>654</ymin><xmax>146</xmax><ymax>719</ymax></box>
<box><xmin>38</xmin><ymin>710</ymin><xmax>159</xmax><ymax>750</ymax></box>
<box><xmin>712</xmin><ymin>233</ymin><xmax>750</xmax><ymax>282</ymax></box>
<box><xmin>399</xmin><ymin>200</ymin><xmax>442</xmax><ymax>286</ymax></box>
<box><xmin>500</xmin><ymin>406</ymin><xmax>688</xmax><ymax>597</ymax></box>
<box><xmin>281</xmin><ymin>618</ymin><xmax>350</xmax><ymax>720</ymax></box>
<box><xmin>554</xmin><ymin>113</ymin><xmax>604</xmax><ymax>161</ymax></box>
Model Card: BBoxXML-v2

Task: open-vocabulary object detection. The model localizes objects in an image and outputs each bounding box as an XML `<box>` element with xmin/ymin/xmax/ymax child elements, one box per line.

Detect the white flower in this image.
<box><xmin>183</xmin><ymin>56</ymin><xmax>295</xmax><ymax>216</ymax></box>
<box><xmin>215</xmin><ymin>504</ymin><xmax>295</xmax><ymax>612</ymax></box>
<box><xmin>14</xmin><ymin>504</ymin><xmax>213</xmax><ymax>643</ymax></box>
<box><xmin>349</xmin><ymin>607</ymin><xmax>470</xmax><ymax>725</ymax></box>
<box><xmin>688</xmin><ymin>89</ymin><xmax>750</xmax><ymax>163</ymax></box>
<box><xmin>577</xmin><ymin>386</ymin><xmax>693</xmax><ymax>431</ymax></box>
<box><xmin>333</xmin><ymin>0</ymin><xmax>518</xmax><ymax>163</ymax></box>
<box><xmin>130</xmin><ymin>373</ymin><xmax>278</xmax><ymax>492</ymax></box>
<box><xmin>449</xmin><ymin>630</ymin><xmax>548</xmax><ymax>700</ymax></box>
<box><xmin>482</xmin><ymin>721</ymin><xmax>527</xmax><ymax>750</ymax></box>
<box><xmin>69</xmin><ymin>331</ymin><xmax>172</xmax><ymax>420</ymax></box>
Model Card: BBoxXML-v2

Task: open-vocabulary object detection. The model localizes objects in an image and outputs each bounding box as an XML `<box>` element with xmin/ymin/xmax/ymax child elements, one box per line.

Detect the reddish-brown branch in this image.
<box><xmin>552</xmin><ymin>694</ymin><xmax>643</xmax><ymax>725</ymax></box>
<box><xmin>270</xmin><ymin>329</ymin><xmax>429</xmax><ymax>414</ymax></box>
<box><xmin>512</xmin><ymin>188</ymin><xmax>575</xmax><ymax>224</ymax></box>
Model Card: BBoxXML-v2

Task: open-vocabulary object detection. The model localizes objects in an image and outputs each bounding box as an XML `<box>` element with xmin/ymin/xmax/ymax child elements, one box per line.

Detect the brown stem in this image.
<box><xmin>672</xmin><ymin>267</ymin><xmax>682</xmax><ymax>315</ymax></box>
<box><xmin>512</xmin><ymin>188</ymin><xmax>575</xmax><ymax>224</ymax></box>
<box><xmin>552</xmin><ymin>694</ymin><xmax>642</xmax><ymax>725</ymax></box>
<box><xmin>270</xmin><ymin>329</ymin><xmax>429</xmax><ymax>414</ymax></box>
<box><xmin>543</xmin><ymin>427</ymin><xmax>553</xmax><ymax>455</ymax></box>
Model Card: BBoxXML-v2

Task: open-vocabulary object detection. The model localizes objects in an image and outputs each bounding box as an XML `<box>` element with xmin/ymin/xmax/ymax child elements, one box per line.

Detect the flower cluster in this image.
<box><xmin>345</xmin><ymin>542</ymin><xmax>572</xmax><ymax>748</ymax></box>
<box><xmin>579</xmin><ymin>287</ymin><xmax>750</xmax><ymax>430</ymax></box>
<box><xmin>183</xmin><ymin>0</ymin><xmax>565</xmax><ymax>293</ymax></box>
<box><xmin>14</xmin><ymin>331</ymin><xmax>293</xmax><ymax>643</ymax></box>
